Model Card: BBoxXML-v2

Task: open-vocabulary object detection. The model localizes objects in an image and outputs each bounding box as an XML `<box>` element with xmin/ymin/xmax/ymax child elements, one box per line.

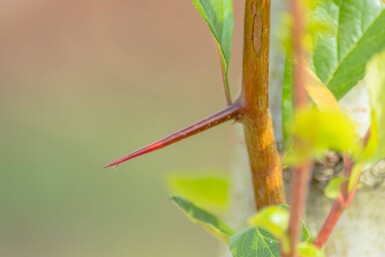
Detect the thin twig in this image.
<box><xmin>313</xmin><ymin>160</ymin><xmax>356</xmax><ymax>247</ymax></box>
<box><xmin>286</xmin><ymin>0</ymin><xmax>310</xmax><ymax>255</ymax></box>
<box><xmin>313</xmin><ymin>129</ymin><xmax>371</xmax><ymax>248</ymax></box>
<box><xmin>287</xmin><ymin>162</ymin><xmax>312</xmax><ymax>257</ymax></box>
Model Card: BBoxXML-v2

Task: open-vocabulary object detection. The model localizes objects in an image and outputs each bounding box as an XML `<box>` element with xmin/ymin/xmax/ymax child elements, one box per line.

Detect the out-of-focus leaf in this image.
<box><xmin>360</xmin><ymin>111</ymin><xmax>380</xmax><ymax>162</ymax></box>
<box><xmin>294</xmin><ymin>108</ymin><xmax>358</xmax><ymax>153</ymax></box>
<box><xmin>248</xmin><ymin>206</ymin><xmax>289</xmax><ymax>241</ymax></box>
<box><xmin>304</xmin><ymin>67</ymin><xmax>341</xmax><ymax>112</ymax></box>
<box><xmin>282</xmin><ymin>62</ymin><xmax>342</xmax><ymax>143</ymax></box>
<box><xmin>230</xmin><ymin>227</ymin><xmax>281</xmax><ymax>257</ymax></box>
<box><xmin>298</xmin><ymin>242</ymin><xmax>325</xmax><ymax>257</ymax></box>
<box><xmin>348</xmin><ymin>163</ymin><xmax>363</xmax><ymax>192</ymax></box>
<box><xmin>311</xmin><ymin>0</ymin><xmax>385</xmax><ymax>99</ymax></box>
<box><xmin>324</xmin><ymin>177</ymin><xmax>345</xmax><ymax>199</ymax></box>
<box><xmin>365</xmin><ymin>49</ymin><xmax>385</xmax><ymax>164</ymax></box>
<box><xmin>283</xmin><ymin>0</ymin><xmax>385</xmax><ymax>143</ymax></box>
<box><xmin>284</xmin><ymin>107</ymin><xmax>359</xmax><ymax>165</ymax></box>
<box><xmin>167</xmin><ymin>173</ymin><xmax>229</xmax><ymax>212</ymax></box>
<box><xmin>170</xmin><ymin>196</ymin><xmax>234</xmax><ymax>243</ymax></box>
<box><xmin>192</xmin><ymin>0</ymin><xmax>234</xmax><ymax>102</ymax></box>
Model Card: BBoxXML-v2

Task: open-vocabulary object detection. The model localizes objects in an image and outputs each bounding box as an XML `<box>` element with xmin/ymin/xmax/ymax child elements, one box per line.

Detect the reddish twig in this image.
<box><xmin>286</xmin><ymin>0</ymin><xmax>310</xmax><ymax>255</ymax></box>
<box><xmin>313</xmin><ymin>129</ymin><xmax>371</xmax><ymax>248</ymax></box>
<box><xmin>287</xmin><ymin>162</ymin><xmax>312</xmax><ymax>257</ymax></box>
<box><xmin>291</xmin><ymin>0</ymin><xmax>307</xmax><ymax>109</ymax></box>
<box><xmin>105</xmin><ymin>99</ymin><xmax>243</xmax><ymax>168</ymax></box>
<box><xmin>313</xmin><ymin>159</ymin><xmax>357</xmax><ymax>248</ymax></box>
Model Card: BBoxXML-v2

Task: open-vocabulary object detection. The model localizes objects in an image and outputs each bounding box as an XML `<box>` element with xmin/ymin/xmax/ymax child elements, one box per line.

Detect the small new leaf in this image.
<box><xmin>248</xmin><ymin>205</ymin><xmax>289</xmax><ymax>241</ymax></box>
<box><xmin>192</xmin><ymin>0</ymin><xmax>234</xmax><ymax>103</ymax></box>
<box><xmin>285</xmin><ymin>107</ymin><xmax>360</xmax><ymax>165</ymax></box>
<box><xmin>170</xmin><ymin>196</ymin><xmax>234</xmax><ymax>243</ymax></box>
<box><xmin>324</xmin><ymin>177</ymin><xmax>346</xmax><ymax>199</ymax></box>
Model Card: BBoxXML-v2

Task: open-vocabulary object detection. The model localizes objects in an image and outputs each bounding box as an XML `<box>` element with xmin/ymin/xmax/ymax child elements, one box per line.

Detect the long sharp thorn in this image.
<box><xmin>105</xmin><ymin>100</ymin><xmax>242</xmax><ymax>168</ymax></box>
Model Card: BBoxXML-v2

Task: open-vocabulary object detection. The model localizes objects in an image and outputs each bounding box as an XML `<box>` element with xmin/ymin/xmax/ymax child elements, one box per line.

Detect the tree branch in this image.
<box><xmin>240</xmin><ymin>0</ymin><xmax>286</xmax><ymax>209</ymax></box>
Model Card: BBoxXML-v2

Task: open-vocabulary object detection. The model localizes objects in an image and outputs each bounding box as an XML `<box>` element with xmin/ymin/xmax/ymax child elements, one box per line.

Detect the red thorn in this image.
<box><xmin>105</xmin><ymin>100</ymin><xmax>242</xmax><ymax>168</ymax></box>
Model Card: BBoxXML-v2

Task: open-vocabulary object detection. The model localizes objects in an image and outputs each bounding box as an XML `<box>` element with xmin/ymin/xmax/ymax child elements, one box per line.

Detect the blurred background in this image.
<box><xmin>0</xmin><ymin>1</ymin><xmax>246</xmax><ymax>256</ymax></box>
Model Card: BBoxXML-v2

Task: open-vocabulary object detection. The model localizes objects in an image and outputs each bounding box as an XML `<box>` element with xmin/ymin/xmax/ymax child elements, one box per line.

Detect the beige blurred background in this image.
<box><xmin>0</xmin><ymin>1</ymin><xmax>247</xmax><ymax>257</ymax></box>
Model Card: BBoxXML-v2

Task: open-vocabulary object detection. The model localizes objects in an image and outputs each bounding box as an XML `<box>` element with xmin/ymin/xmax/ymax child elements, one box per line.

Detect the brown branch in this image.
<box><xmin>105</xmin><ymin>100</ymin><xmax>242</xmax><ymax>168</ymax></box>
<box><xmin>240</xmin><ymin>0</ymin><xmax>286</xmax><ymax>209</ymax></box>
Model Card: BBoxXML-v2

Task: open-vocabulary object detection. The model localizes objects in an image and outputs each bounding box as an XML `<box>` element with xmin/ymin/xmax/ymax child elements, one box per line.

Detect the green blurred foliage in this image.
<box><xmin>248</xmin><ymin>205</ymin><xmax>289</xmax><ymax>242</ymax></box>
<box><xmin>365</xmin><ymin>49</ymin><xmax>385</xmax><ymax>164</ymax></box>
<box><xmin>167</xmin><ymin>173</ymin><xmax>229</xmax><ymax>212</ymax></box>
<box><xmin>284</xmin><ymin>107</ymin><xmax>359</xmax><ymax>165</ymax></box>
<box><xmin>324</xmin><ymin>177</ymin><xmax>345</xmax><ymax>199</ymax></box>
<box><xmin>298</xmin><ymin>242</ymin><xmax>325</xmax><ymax>257</ymax></box>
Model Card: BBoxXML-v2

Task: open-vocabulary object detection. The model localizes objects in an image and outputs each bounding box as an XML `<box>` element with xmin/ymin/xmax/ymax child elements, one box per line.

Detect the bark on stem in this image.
<box><xmin>241</xmin><ymin>0</ymin><xmax>285</xmax><ymax>209</ymax></box>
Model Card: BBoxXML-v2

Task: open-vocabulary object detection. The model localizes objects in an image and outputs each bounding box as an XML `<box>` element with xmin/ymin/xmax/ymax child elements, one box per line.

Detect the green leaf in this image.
<box><xmin>232</xmin><ymin>205</ymin><xmax>312</xmax><ymax>257</ymax></box>
<box><xmin>192</xmin><ymin>0</ymin><xmax>234</xmax><ymax>102</ymax></box>
<box><xmin>167</xmin><ymin>173</ymin><xmax>229</xmax><ymax>212</ymax></box>
<box><xmin>282</xmin><ymin>0</ymin><xmax>385</xmax><ymax>143</ymax></box>
<box><xmin>301</xmin><ymin>221</ymin><xmax>312</xmax><ymax>243</ymax></box>
<box><xmin>298</xmin><ymin>242</ymin><xmax>325</xmax><ymax>257</ymax></box>
<box><xmin>348</xmin><ymin>163</ymin><xmax>363</xmax><ymax>191</ymax></box>
<box><xmin>282</xmin><ymin>60</ymin><xmax>343</xmax><ymax>143</ymax></box>
<box><xmin>230</xmin><ymin>227</ymin><xmax>281</xmax><ymax>257</ymax></box>
<box><xmin>304</xmin><ymin>67</ymin><xmax>341</xmax><ymax>112</ymax></box>
<box><xmin>311</xmin><ymin>0</ymin><xmax>385</xmax><ymax>99</ymax></box>
<box><xmin>286</xmin><ymin>107</ymin><xmax>359</xmax><ymax>164</ymax></box>
<box><xmin>170</xmin><ymin>196</ymin><xmax>234</xmax><ymax>243</ymax></box>
<box><xmin>248</xmin><ymin>206</ymin><xmax>289</xmax><ymax>241</ymax></box>
<box><xmin>365</xmin><ymin>49</ymin><xmax>385</xmax><ymax>164</ymax></box>
<box><xmin>324</xmin><ymin>177</ymin><xmax>346</xmax><ymax>199</ymax></box>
